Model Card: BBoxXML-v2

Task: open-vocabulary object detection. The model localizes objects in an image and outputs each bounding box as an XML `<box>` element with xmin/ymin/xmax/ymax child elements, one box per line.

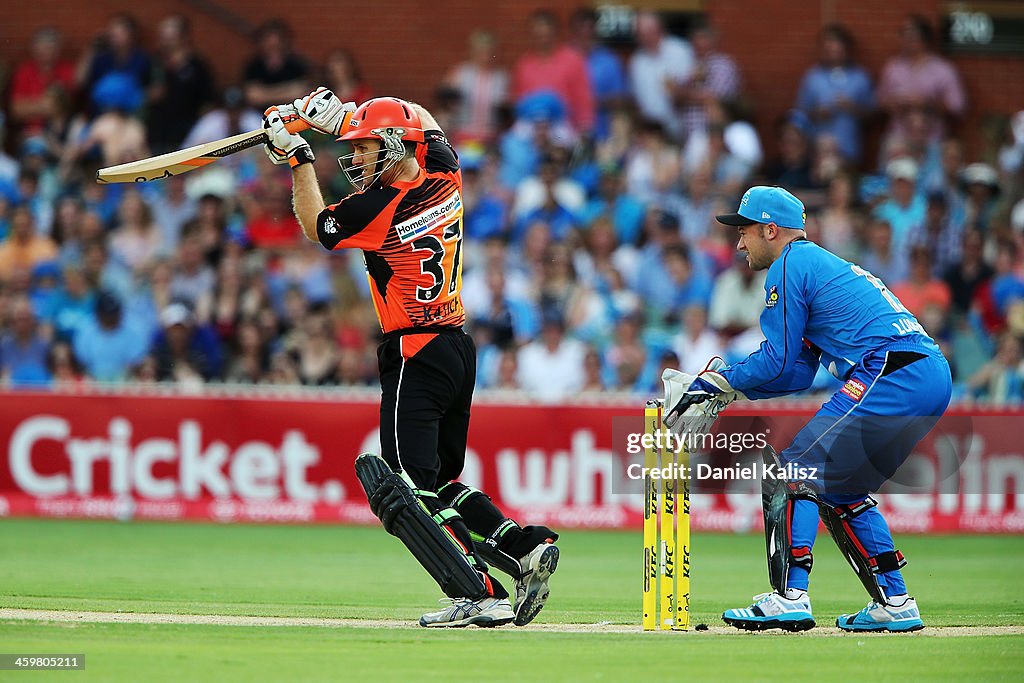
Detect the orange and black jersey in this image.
<box><xmin>316</xmin><ymin>130</ymin><xmax>465</xmax><ymax>334</ymax></box>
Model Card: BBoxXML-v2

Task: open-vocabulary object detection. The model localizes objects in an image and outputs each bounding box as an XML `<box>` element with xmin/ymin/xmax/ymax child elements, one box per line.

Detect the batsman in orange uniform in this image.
<box><xmin>261</xmin><ymin>88</ymin><xmax>558</xmax><ymax>627</ymax></box>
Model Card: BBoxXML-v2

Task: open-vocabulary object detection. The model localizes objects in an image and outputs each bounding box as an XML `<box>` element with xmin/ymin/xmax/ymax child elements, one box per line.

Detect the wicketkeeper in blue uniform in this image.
<box><xmin>664</xmin><ymin>186</ymin><xmax>951</xmax><ymax>632</ymax></box>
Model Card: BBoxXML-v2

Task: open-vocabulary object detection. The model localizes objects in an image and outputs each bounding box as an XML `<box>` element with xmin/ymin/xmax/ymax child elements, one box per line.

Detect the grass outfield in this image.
<box><xmin>1</xmin><ymin>519</ymin><xmax>1022</xmax><ymax>682</ymax></box>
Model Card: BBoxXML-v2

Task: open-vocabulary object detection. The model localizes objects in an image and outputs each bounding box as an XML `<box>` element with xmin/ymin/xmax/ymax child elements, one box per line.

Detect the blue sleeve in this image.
<box><xmin>721</xmin><ymin>247</ymin><xmax>810</xmax><ymax>394</ymax></box>
<box><xmin>742</xmin><ymin>343</ymin><xmax>819</xmax><ymax>399</ymax></box>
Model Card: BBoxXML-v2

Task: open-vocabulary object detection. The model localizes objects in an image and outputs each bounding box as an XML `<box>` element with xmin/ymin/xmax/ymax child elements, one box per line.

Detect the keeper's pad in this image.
<box><xmin>762</xmin><ymin>446</ymin><xmax>817</xmax><ymax>594</ymax></box>
<box><xmin>354</xmin><ymin>453</ymin><xmax>487</xmax><ymax>600</ymax></box>
<box><xmin>819</xmin><ymin>497</ymin><xmax>907</xmax><ymax>604</ymax></box>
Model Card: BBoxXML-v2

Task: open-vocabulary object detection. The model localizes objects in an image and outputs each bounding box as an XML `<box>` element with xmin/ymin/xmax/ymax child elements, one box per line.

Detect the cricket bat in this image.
<box><xmin>96</xmin><ymin>119</ymin><xmax>309</xmax><ymax>184</ymax></box>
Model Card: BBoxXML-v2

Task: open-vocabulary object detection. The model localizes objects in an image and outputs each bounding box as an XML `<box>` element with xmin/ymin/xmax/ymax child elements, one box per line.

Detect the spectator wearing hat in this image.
<box><xmin>152</xmin><ymin>302</ymin><xmax>224</xmax><ymax>383</ymax></box>
<box><xmin>71</xmin><ymin>290</ymin><xmax>149</xmax><ymax>382</ymax></box>
<box><xmin>960</xmin><ymin>163</ymin><xmax>1001</xmax><ymax>232</ymax></box>
<box><xmin>0</xmin><ymin>296</ymin><xmax>51</xmax><ymax>386</ymax></box>
<box><xmin>512</xmin><ymin>10</ymin><xmax>594</xmax><ymax>136</ymax></box>
<box><xmin>795</xmin><ymin>24</ymin><xmax>874</xmax><ymax>164</ymax></box>
<box><xmin>65</xmin><ymin>70</ymin><xmax>148</xmax><ymax>169</ymax></box>
<box><xmin>498</xmin><ymin>90</ymin><xmax>577</xmax><ymax>188</ymax></box>
<box><xmin>9</xmin><ymin>27</ymin><xmax>77</xmax><ymax>144</ymax></box>
<box><xmin>874</xmin><ymin>158</ymin><xmax>926</xmax><ymax>251</ymax></box>
<box><xmin>629</xmin><ymin>11</ymin><xmax>695</xmax><ymax>139</ymax></box>
<box><xmin>0</xmin><ymin>206</ymin><xmax>58</xmax><ymax>277</ymax></box>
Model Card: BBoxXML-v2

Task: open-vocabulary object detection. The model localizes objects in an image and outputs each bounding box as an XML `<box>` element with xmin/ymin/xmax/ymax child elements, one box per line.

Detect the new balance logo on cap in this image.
<box><xmin>715</xmin><ymin>186</ymin><xmax>807</xmax><ymax>230</ymax></box>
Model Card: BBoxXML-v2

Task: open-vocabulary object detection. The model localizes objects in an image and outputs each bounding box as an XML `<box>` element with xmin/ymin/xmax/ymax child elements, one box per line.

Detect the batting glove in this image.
<box><xmin>263</xmin><ymin>107</ymin><xmax>315</xmax><ymax>168</ymax></box>
<box><xmin>293</xmin><ymin>86</ymin><xmax>357</xmax><ymax>137</ymax></box>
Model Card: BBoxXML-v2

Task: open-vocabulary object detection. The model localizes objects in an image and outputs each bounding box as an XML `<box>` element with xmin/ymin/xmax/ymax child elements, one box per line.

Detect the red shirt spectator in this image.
<box><xmin>512</xmin><ymin>10</ymin><xmax>594</xmax><ymax>134</ymax></box>
<box><xmin>9</xmin><ymin>27</ymin><xmax>76</xmax><ymax>139</ymax></box>
<box><xmin>890</xmin><ymin>245</ymin><xmax>952</xmax><ymax>319</ymax></box>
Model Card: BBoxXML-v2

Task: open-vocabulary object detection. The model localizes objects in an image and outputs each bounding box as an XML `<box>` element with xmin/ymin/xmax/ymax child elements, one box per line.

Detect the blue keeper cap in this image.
<box><xmin>716</xmin><ymin>186</ymin><xmax>806</xmax><ymax>230</ymax></box>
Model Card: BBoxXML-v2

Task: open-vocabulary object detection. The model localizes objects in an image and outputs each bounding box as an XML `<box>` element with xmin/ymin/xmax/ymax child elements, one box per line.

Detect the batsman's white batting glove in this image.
<box><xmin>263</xmin><ymin>107</ymin><xmax>315</xmax><ymax>168</ymax></box>
<box><xmin>292</xmin><ymin>86</ymin><xmax>357</xmax><ymax>137</ymax></box>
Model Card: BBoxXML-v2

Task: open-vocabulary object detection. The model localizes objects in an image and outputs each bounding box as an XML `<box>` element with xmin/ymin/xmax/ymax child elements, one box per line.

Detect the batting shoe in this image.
<box><xmin>418</xmin><ymin>596</ymin><xmax>514</xmax><ymax>628</ymax></box>
<box><xmin>836</xmin><ymin>597</ymin><xmax>924</xmax><ymax>632</ymax></box>
<box><xmin>513</xmin><ymin>541</ymin><xmax>560</xmax><ymax>626</ymax></box>
<box><xmin>722</xmin><ymin>590</ymin><xmax>816</xmax><ymax>632</ymax></box>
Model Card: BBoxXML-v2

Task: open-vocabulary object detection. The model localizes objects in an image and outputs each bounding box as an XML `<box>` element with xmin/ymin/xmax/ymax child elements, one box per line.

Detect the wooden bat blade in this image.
<box><xmin>95</xmin><ymin>128</ymin><xmax>268</xmax><ymax>184</ymax></box>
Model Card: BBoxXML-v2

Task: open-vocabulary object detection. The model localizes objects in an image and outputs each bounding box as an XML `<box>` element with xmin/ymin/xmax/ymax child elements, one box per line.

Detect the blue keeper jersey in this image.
<box><xmin>721</xmin><ymin>239</ymin><xmax>941</xmax><ymax>398</ymax></box>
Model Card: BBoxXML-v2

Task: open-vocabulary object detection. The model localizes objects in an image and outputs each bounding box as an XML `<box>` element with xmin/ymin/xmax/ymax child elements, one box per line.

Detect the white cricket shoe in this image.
<box><xmin>723</xmin><ymin>590</ymin><xmax>816</xmax><ymax>632</ymax></box>
<box><xmin>418</xmin><ymin>596</ymin><xmax>514</xmax><ymax>628</ymax></box>
<box><xmin>513</xmin><ymin>541</ymin><xmax>559</xmax><ymax>626</ymax></box>
<box><xmin>837</xmin><ymin>597</ymin><xmax>924</xmax><ymax>632</ymax></box>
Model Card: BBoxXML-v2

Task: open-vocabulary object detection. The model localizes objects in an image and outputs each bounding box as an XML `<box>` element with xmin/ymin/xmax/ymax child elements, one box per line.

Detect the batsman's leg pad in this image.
<box><xmin>818</xmin><ymin>497</ymin><xmax>907</xmax><ymax>604</ymax></box>
<box><xmin>762</xmin><ymin>447</ymin><xmax>818</xmax><ymax>594</ymax></box>
<box><xmin>355</xmin><ymin>453</ymin><xmax>488</xmax><ymax>600</ymax></box>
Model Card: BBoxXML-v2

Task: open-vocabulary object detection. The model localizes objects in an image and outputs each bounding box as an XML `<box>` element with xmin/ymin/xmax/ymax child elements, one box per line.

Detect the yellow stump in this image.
<box><xmin>642</xmin><ymin>401</ymin><xmax>659</xmax><ymax>631</ymax></box>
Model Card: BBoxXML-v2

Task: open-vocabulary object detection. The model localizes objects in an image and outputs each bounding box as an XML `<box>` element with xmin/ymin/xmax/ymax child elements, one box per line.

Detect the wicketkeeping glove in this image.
<box><xmin>662</xmin><ymin>357</ymin><xmax>744</xmax><ymax>432</ymax></box>
<box><xmin>292</xmin><ymin>86</ymin><xmax>357</xmax><ymax>137</ymax></box>
<box><xmin>263</xmin><ymin>107</ymin><xmax>315</xmax><ymax>168</ymax></box>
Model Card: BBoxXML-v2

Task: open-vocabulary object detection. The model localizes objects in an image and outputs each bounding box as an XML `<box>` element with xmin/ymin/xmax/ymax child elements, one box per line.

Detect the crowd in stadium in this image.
<box><xmin>0</xmin><ymin>9</ymin><xmax>1022</xmax><ymax>403</ymax></box>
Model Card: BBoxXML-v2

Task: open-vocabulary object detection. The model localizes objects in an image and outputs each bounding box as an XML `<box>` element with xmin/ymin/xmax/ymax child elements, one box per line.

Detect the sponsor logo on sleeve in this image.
<box><xmin>765</xmin><ymin>284</ymin><xmax>779</xmax><ymax>308</ymax></box>
<box><xmin>322</xmin><ymin>216</ymin><xmax>338</xmax><ymax>234</ymax></box>
<box><xmin>394</xmin><ymin>191</ymin><xmax>463</xmax><ymax>243</ymax></box>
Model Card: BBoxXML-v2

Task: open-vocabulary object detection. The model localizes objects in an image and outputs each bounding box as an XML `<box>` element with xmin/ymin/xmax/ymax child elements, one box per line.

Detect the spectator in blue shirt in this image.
<box><xmin>795</xmin><ymin>24</ymin><xmax>875</xmax><ymax>163</ymax></box>
<box><xmin>578</xmin><ymin>169</ymin><xmax>646</xmax><ymax>245</ymax></box>
<box><xmin>570</xmin><ymin>8</ymin><xmax>628</xmax><ymax>141</ymax></box>
<box><xmin>71</xmin><ymin>290</ymin><xmax>149</xmax><ymax>382</ymax></box>
<box><xmin>47</xmin><ymin>266</ymin><xmax>95</xmax><ymax>342</ymax></box>
<box><xmin>874</xmin><ymin>158</ymin><xmax>927</xmax><ymax>252</ymax></box>
<box><xmin>0</xmin><ymin>296</ymin><xmax>51</xmax><ymax>386</ymax></box>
